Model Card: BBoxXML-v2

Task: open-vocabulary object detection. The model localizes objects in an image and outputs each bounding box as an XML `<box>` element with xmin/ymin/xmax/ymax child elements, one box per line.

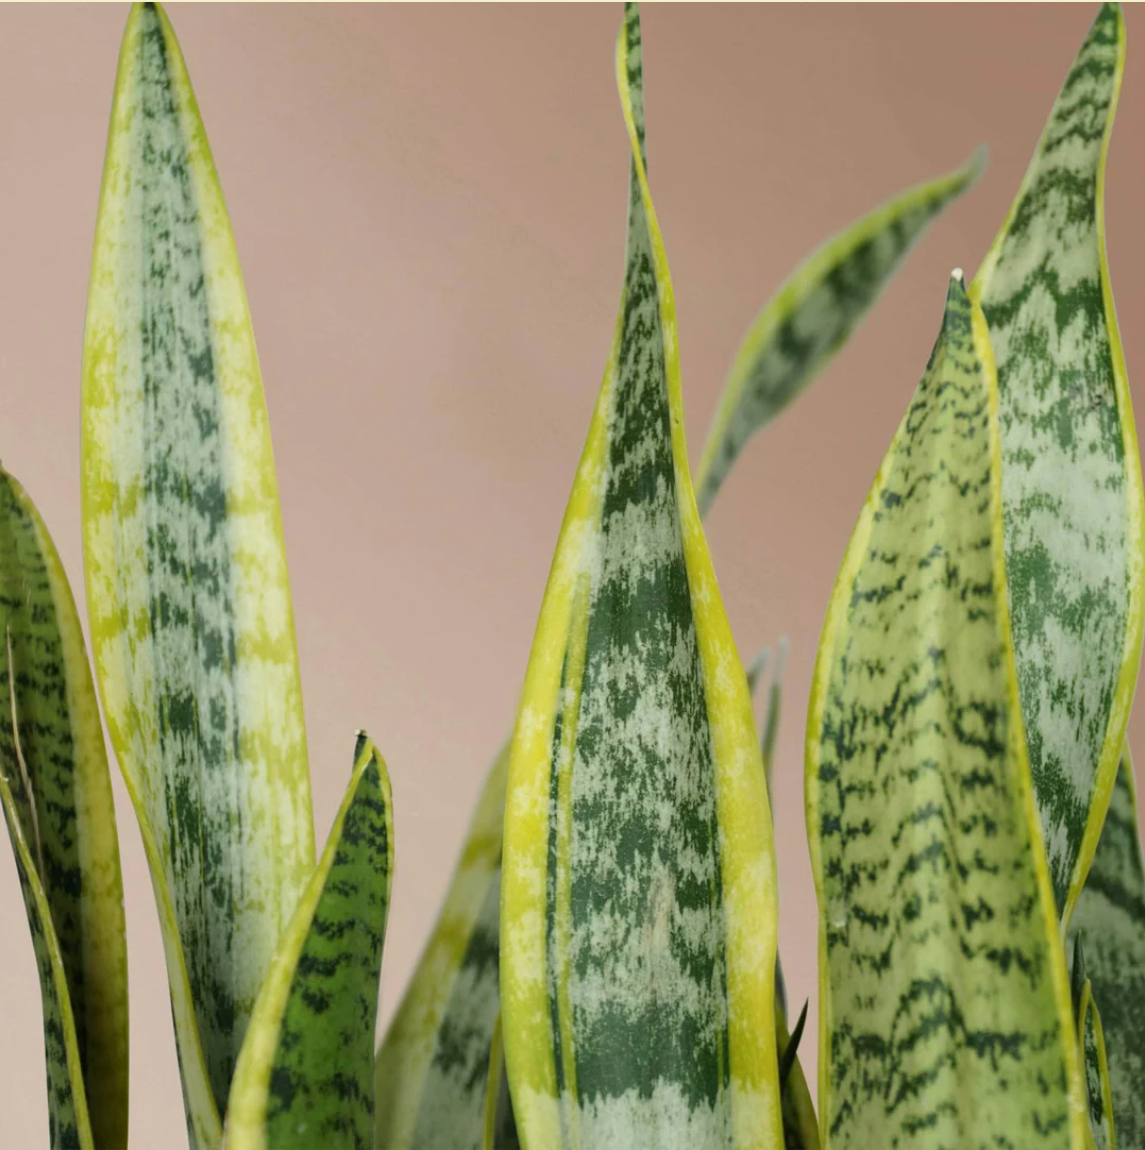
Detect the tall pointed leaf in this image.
<box><xmin>500</xmin><ymin>7</ymin><xmax>781</xmax><ymax>1147</ymax></box>
<box><xmin>225</xmin><ymin>735</ymin><xmax>393</xmax><ymax>1150</ymax></box>
<box><xmin>0</xmin><ymin>468</ymin><xmax>128</xmax><ymax>1149</ymax></box>
<box><xmin>969</xmin><ymin>1</ymin><xmax>1143</xmax><ymax>922</ymax></box>
<box><xmin>1070</xmin><ymin>749</ymin><xmax>1145</xmax><ymax>1146</ymax></box>
<box><xmin>374</xmin><ymin>744</ymin><xmax>508</xmax><ymax>1150</ymax></box>
<box><xmin>694</xmin><ymin>151</ymin><xmax>984</xmax><ymax>515</ymax></box>
<box><xmin>806</xmin><ymin>274</ymin><xmax>1085</xmax><ymax>1147</ymax></box>
<box><xmin>82</xmin><ymin>2</ymin><xmax>315</xmax><ymax>1135</ymax></box>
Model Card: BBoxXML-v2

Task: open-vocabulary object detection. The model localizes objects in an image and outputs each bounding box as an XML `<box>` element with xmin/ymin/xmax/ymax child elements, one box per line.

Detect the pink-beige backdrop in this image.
<box><xmin>2</xmin><ymin>4</ymin><xmax>1144</xmax><ymax>1144</ymax></box>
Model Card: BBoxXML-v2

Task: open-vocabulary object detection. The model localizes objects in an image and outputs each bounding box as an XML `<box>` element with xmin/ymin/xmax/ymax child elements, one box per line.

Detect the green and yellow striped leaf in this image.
<box><xmin>0</xmin><ymin>468</ymin><xmax>128</xmax><ymax>1150</ymax></box>
<box><xmin>481</xmin><ymin>1017</ymin><xmax>520</xmax><ymax>1150</ymax></box>
<box><xmin>225</xmin><ymin>735</ymin><xmax>393</xmax><ymax>1150</ymax></box>
<box><xmin>1069</xmin><ymin>936</ymin><xmax>1115</xmax><ymax>1150</ymax></box>
<box><xmin>374</xmin><ymin>744</ymin><xmax>508</xmax><ymax>1150</ymax></box>
<box><xmin>806</xmin><ymin>274</ymin><xmax>1086</xmax><ymax>1148</ymax></box>
<box><xmin>81</xmin><ymin>3</ymin><xmax>315</xmax><ymax>1137</ymax></box>
<box><xmin>1069</xmin><ymin>749</ymin><xmax>1145</xmax><ymax>1147</ymax></box>
<box><xmin>969</xmin><ymin>0</ymin><xmax>1144</xmax><ymax>923</ymax></box>
<box><xmin>694</xmin><ymin>153</ymin><xmax>984</xmax><ymax>515</ymax></box>
<box><xmin>746</xmin><ymin>646</ymin><xmax>818</xmax><ymax>1150</ymax></box>
<box><xmin>500</xmin><ymin>6</ymin><xmax>780</xmax><ymax>1147</ymax></box>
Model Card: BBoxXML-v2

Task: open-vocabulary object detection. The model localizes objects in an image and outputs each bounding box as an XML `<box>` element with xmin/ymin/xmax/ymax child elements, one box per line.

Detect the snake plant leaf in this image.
<box><xmin>1069</xmin><ymin>749</ymin><xmax>1145</xmax><ymax>1146</ymax></box>
<box><xmin>225</xmin><ymin>735</ymin><xmax>393</xmax><ymax>1150</ymax></box>
<box><xmin>481</xmin><ymin>1017</ymin><xmax>521</xmax><ymax>1150</ymax></box>
<box><xmin>0</xmin><ymin>468</ymin><xmax>128</xmax><ymax>1150</ymax></box>
<box><xmin>1070</xmin><ymin>936</ymin><xmax>1115</xmax><ymax>1150</ymax></box>
<box><xmin>806</xmin><ymin>273</ymin><xmax>1086</xmax><ymax>1148</ymax></box>
<box><xmin>969</xmin><ymin>1</ymin><xmax>1144</xmax><ymax>924</ymax></box>
<box><xmin>81</xmin><ymin>2</ymin><xmax>315</xmax><ymax>1133</ymax></box>
<box><xmin>374</xmin><ymin>744</ymin><xmax>508</xmax><ymax>1150</ymax></box>
<box><xmin>500</xmin><ymin>6</ymin><xmax>781</xmax><ymax>1147</ymax></box>
<box><xmin>694</xmin><ymin>151</ymin><xmax>984</xmax><ymax>515</ymax></box>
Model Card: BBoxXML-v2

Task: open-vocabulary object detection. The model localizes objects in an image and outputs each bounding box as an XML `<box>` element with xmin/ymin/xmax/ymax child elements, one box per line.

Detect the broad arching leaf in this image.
<box><xmin>806</xmin><ymin>274</ymin><xmax>1086</xmax><ymax>1148</ymax></box>
<box><xmin>500</xmin><ymin>6</ymin><xmax>781</xmax><ymax>1147</ymax></box>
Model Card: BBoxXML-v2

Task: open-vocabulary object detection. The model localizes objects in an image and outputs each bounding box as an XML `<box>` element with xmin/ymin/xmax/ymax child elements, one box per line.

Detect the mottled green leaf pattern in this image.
<box><xmin>0</xmin><ymin>468</ymin><xmax>128</xmax><ymax>1149</ymax></box>
<box><xmin>375</xmin><ymin>746</ymin><xmax>507</xmax><ymax>1150</ymax></box>
<box><xmin>695</xmin><ymin>153</ymin><xmax>984</xmax><ymax>514</ymax></box>
<box><xmin>82</xmin><ymin>3</ymin><xmax>314</xmax><ymax>1133</ymax></box>
<box><xmin>970</xmin><ymin>1</ymin><xmax>1144</xmax><ymax>922</ymax></box>
<box><xmin>1070</xmin><ymin>749</ymin><xmax>1145</xmax><ymax>1147</ymax></box>
<box><xmin>226</xmin><ymin>736</ymin><xmax>393</xmax><ymax>1150</ymax></box>
<box><xmin>500</xmin><ymin>6</ymin><xmax>780</xmax><ymax>1147</ymax></box>
<box><xmin>806</xmin><ymin>275</ymin><xmax>1085</xmax><ymax>1148</ymax></box>
<box><xmin>1070</xmin><ymin>937</ymin><xmax>1115</xmax><ymax>1150</ymax></box>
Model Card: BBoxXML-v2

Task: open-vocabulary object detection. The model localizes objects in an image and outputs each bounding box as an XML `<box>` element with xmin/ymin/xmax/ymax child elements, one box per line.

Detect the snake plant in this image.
<box><xmin>3</xmin><ymin>3</ymin><xmax>1142</xmax><ymax>1150</ymax></box>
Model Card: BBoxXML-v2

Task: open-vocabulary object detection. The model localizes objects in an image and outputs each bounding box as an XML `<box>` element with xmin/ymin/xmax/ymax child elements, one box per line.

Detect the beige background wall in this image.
<box><xmin>2</xmin><ymin>4</ymin><xmax>1144</xmax><ymax>1144</ymax></box>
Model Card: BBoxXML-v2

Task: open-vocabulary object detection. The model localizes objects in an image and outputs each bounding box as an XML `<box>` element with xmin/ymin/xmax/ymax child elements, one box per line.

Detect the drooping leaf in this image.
<box><xmin>1069</xmin><ymin>935</ymin><xmax>1115</xmax><ymax>1150</ymax></box>
<box><xmin>0</xmin><ymin>468</ymin><xmax>128</xmax><ymax>1149</ymax></box>
<box><xmin>225</xmin><ymin>735</ymin><xmax>393</xmax><ymax>1150</ymax></box>
<box><xmin>500</xmin><ymin>7</ymin><xmax>781</xmax><ymax>1147</ymax></box>
<box><xmin>969</xmin><ymin>1</ymin><xmax>1143</xmax><ymax>923</ymax></box>
<box><xmin>694</xmin><ymin>151</ymin><xmax>984</xmax><ymax>515</ymax></box>
<box><xmin>1070</xmin><ymin>748</ymin><xmax>1145</xmax><ymax>1146</ymax></box>
<box><xmin>806</xmin><ymin>274</ymin><xmax>1086</xmax><ymax>1147</ymax></box>
<box><xmin>81</xmin><ymin>2</ymin><xmax>315</xmax><ymax>1136</ymax></box>
<box><xmin>374</xmin><ymin>744</ymin><xmax>508</xmax><ymax>1150</ymax></box>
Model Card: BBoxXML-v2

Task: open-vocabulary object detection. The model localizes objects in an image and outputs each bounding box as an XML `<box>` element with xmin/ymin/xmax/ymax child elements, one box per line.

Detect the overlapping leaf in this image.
<box><xmin>1070</xmin><ymin>749</ymin><xmax>1145</xmax><ymax>1147</ymax></box>
<box><xmin>500</xmin><ymin>6</ymin><xmax>780</xmax><ymax>1147</ymax></box>
<box><xmin>694</xmin><ymin>153</ymin><xmax>984</xmax><ymax>514</ymax></box>
<box><xmin>1070</xmin><ymin>936</ymin><xmax>1115</xmax><ymax>1150</ymax></box>
<box><xmin>969</xmin><ymin>0</ymin><xmax>1144</xmax><ymax>923</ymax></box>
<box><xmin>806</xmin><ymin>275</ymin><xmax>1085</xmax><ymax>1148</ymax></box>
<box><xmin>377</xmin><ymin>25</ymin><xmax>982</xmax><ymax>1150</ymax></box>
<box><xmin>0</xmin><ymin>468</ymin><xmax>128</xmax><ymax>1150</ymax></box>
<box><xmin>375</xmin><ymin>745</ymin><xmax>508</xmax><ymax>1150</ymax></box>
<box><xmin>81</xmin><ymin>4</ymin><xmax>315</xmax><ymax>1139</ymax></box>
<box><xmin>225</xmin><ymin>736</ymin><xmax>393</xmax><ymax>1150</ymax></box>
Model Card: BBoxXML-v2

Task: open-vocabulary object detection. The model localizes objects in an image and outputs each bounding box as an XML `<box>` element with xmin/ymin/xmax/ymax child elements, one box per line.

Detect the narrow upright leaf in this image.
<box><xmin>0</xmin><ymin>468</ymin><xmax>128</xmax><ymax>1149</ymax></box>
<box><xmin>1070</xmin><ymin>936</ymin><xmax>1115</xmax><ymax>1150</ymax></box>
<box><xmin>82</xmin><ymin>2</ymin><xmax>315</xmax><ymax>1133</ymax></box>
<box><xmin>375</xmin><ymin>744</ymin><xmax>508</xmax><ymax>1150</ymax></box>
<box><xmin>806</xmin><ymin>275</ymin><xmax>1085</xmax><ymax>1148</ymax></box>
<box><xmin>694</xmin><ymin>151</ymin><xmax>984</xmax><ymax>514</ymax></box>
<box><xmin>500</xmin><ymin>7</ymin><xmax>781</xmax><ymax>1147</ymax></box>
<box><xmin>1070</xmin><ymin>749</ymin><xmax>1145</xmax><ymax>1146</ymax></box>
<box><xmin>970</xmin><ymin>1</ymin><xmax>1143</xmax><ymax>922</ymax></box>
<box><xmin>481</xmin><ymin>1017</ymin><xmax>521</xmax><ymax>1150</ymax></box>
<box><xmin>225</xmin><ymin>735</ymin><xmax>394</xmax><ymax>1150</ymax></box>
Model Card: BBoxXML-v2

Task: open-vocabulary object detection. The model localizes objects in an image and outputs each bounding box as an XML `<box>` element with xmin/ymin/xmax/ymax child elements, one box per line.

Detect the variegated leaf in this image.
<box><xmin>1070</xmin><ymin>748</ymin><xmax>1145</xmax><ymax>1146</ymax></box>
<box><xmin>806</xmin><ymin>274</ymin><xmax>1086</xmax><ymax>1148</ymax></box>
<box><xmin>1069</xmin><ymin>936</ymin><xmax>1115</xmax><ymax>1150</ymax></box>
<box><xmin>82</xmin><ymin>2</ymin><xmax>315</xmax><ymax>1137</ymax></box>
<box><xmin>225</xmin><ymin>735</ymin><xmax>393</xmax><ymax>1150</ymax></box>
<box><xmin>746</xmin><ymin>645</ymin><xmax>818</xmax><ymax>1150</ymax></box>
<box><xmin>694</xmin><ymin>153</ymin><xmax>984</xmax><ymax>515</ymax></box>
<box><xmin>969</xmin><ymin>0</ymin><xmax>1144</xmax><ymax>923</ymax></box>
<box><xmin>375</xmin><ymin>744</ymin><xmax>508</xmax><ymax>1150</ymax></box>
<box><xmin>481</xmin><ymin>1017</ymin><xmax>520</xmax><ymax>1150</ymax></box>
<box><xmin>500</xmin><ymin>6</ymin><xmax>781</xmax><ymax>1147</ymax></box>
<box><xmin>0</xmin><ymin>468</ymin><xmax>128</xmax><ymax>1150</ymax></box>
